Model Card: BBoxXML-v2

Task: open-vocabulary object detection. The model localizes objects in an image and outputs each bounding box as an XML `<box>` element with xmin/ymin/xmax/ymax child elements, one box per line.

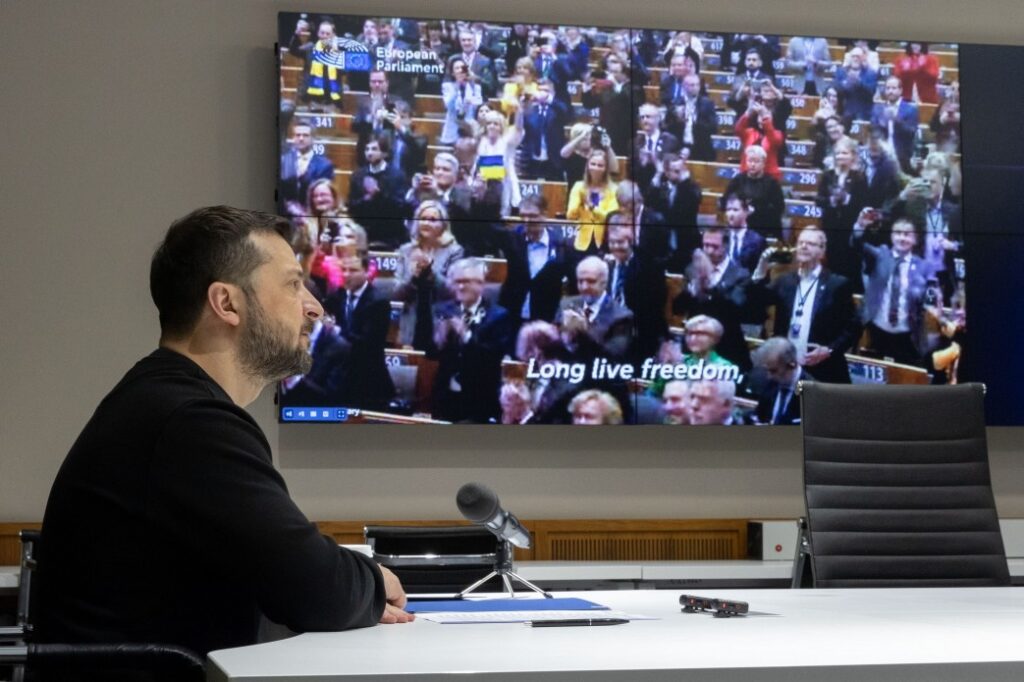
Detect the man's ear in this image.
<box><xmin>207</xmin><ymin>281</ymin><xmax>243</xmax><ymax>328</ymax></box>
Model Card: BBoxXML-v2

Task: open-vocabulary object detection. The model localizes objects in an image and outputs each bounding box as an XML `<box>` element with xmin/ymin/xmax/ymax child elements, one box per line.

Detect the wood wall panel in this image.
<box><xmin>0</xmin><ymin>520</ymin><xmax>748</xmax><ymax>567</ymax></box>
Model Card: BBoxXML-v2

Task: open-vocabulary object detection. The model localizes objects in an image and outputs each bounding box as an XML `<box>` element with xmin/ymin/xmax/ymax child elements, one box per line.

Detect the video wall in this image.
<box><xmin>275</xmin><ymin>12</ymin><xmax>967</xmax><ymax>425</ymax></box>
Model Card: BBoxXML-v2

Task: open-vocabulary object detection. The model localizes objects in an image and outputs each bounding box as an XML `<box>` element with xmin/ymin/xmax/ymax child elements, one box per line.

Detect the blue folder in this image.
<box><xmin>406</xmin><ymin>597</ymin><xmax>608</xmax><ymax>614</ymax></box>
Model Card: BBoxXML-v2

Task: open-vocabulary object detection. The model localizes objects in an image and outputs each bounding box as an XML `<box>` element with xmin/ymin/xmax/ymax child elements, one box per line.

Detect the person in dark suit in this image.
<box><xmin>348</xmin><ymin>136</ymin><xmax>407</xmax><ymax>220</ymax></box>
<box><xmin>722</xmin><ymin>194</ymin><xmax>767</xmax><ymax>273</ymax></box>
<box><xmin>862</xmin><ymin>125</ymin><xmax>902</xmax><ymax>212</ymax></box>
<box><xmin>750</xmin><ymin>337</ymin><xmax>805</xmax><ymax>425</ymax></box>
<box><xmin>911</xmin><ymin>167</ymin><xmax>964</xmax><ymax>298</ymax></box>
<box><xmin>419</xmin><ymin>258</ymin><xmax>514</xmax><ymax>423</ymax></box>
<box><xmin>871</xmin><ymin>76</ymin><xmax>920</xmax><ymax>172</ymax></box>
<box><xmin>605</xmin><ymin>214</ymin><xmax>668</xmax><ymax>361</ymax></box>
<box><xmin>750</xmin><ymin>227</ymin><xmax>861</xmax><ymax>383</ymax></box>
<box><xmin>533</xmin><ymin>31</ymin><xmax>575</xmax><ymax>107</ymax></box>
<box><xmin>448</xmin><ymin>29</ymin><xmax>497</xmax><ymax>97</ymax></box>
<box><xmin>647</xmin><ymin>153</ymin><xmax>703</xmax><ymax>264</ymax></box>
<box><xmin>370</xmin><ymin>23</ymin><xmax>417</xmax><ymax>104</ymax></box>
<box><xmin>852</xmin><ymin>215</ymin><xmax>933</xmax><ymax>367</ymax></box>
<box><xmin>380</xmin><ymin>100</ymin><xmax>428</xmax><ymax>182</ymax></box>
<box><xmin>498</xmin><ymin>194</ymin><xmax>571</xmax><ymax>326</ymax></box>
<box><xmin>634</xmin><ymin>103</ymin><xmax>681</xmax><ymax>191</ymax></box>
<box><xmin>615</xmin><ymin>180</ymin><xmax>671</xmax><ymax>262</ymax></box>
<box><xmin>580</xmin><ymin>54</ymin><xmax>639</xmax><ymax>155</ymax></box>
<box><xmin>322</xmin><ymin>254</ymin><xmax>396</xmax><ymax>411</ymax></box>
<box><xmin>558</xmin><ymin>256</ymin><xmax>634</xmax><ymax>363</ymax></box>
<box><xmin>672</xmin><ymin>227</ymin><xmax>753</xmax><ymax>374</ymax></box>
<box><xmin>664</xmin><ymin>74</ymin><xmax>717</xmax><ymax>162</ymax></box>
<box><xmin>816</xmin><ymin>137</ymin><xmax>869</xmax><ymax>289</ymax></box>
<box><xmin>350</xmin><ymin>70</ymin><xmax>400</xmax><ymax>164</ymax></box>
<box><xmin>279</xmin><ymin>121</ymin><xmax>335</xmax><ymax>216</ymax></box>
<box><xmin>520</xmin><ymin>80</ymin><xmax>571</xmax><ymax>181</ymax></box>
<box><xmin>723</xmin><ymin>146</ymin><xmax>785</xmax><ymax>239</ymax></box>
<box><xmin>659</xmin><ymin>51</ymin><xmax>699</xmax><ymax>106</ymax></box>
<box><xmin>278</xmin><ymin>318</ymin><xmax>348</xmax><ymax>407</ymax></box>
<box><xmin>727</xmin><ymin>48</ymin><xmax>773</xmax><ymax>114</ymax></box>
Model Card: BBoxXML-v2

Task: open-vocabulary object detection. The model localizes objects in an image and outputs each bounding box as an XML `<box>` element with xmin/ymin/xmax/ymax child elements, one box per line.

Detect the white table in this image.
<box><xmin>207</xmin><ymin>587</ymin><xmax>1024</xmax><ymax>681</ymax></box>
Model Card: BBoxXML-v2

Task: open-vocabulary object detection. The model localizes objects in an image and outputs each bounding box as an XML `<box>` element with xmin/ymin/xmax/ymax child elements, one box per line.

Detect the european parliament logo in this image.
<box><xmin>311</xmin><ymin>37</ymin><xmax>371</xmax><ymax>72</ymax></box>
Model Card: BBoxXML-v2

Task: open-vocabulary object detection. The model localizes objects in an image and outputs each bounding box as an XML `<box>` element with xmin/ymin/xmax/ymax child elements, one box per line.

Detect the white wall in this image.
<box><xmin>2</xmin><ymin>0</ymin><xmax>1022</xmax><ymax>523</ymax></box>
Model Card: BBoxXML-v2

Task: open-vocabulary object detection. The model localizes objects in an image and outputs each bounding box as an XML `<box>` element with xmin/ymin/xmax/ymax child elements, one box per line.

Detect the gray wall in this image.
<box><xmin>2</xmin><ymin>0</ymin><xmax>1022</xmax><ymax>523</ymax></box>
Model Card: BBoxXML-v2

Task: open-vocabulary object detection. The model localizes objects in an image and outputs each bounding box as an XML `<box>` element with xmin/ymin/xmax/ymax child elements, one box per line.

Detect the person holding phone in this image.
<box><xmin>750</xmin><ymin>227</ymin><xmax>861</xmax><ymax>383</ymax></box>
<box><xmin>440</xmin><ymin>58</ymin><xmax>483</xmax><ymax>144</ymax></box>
<box><xmin>566</xmin><ymin>149</ymin><xmax>619</xmax><ymax>254</ymax></box>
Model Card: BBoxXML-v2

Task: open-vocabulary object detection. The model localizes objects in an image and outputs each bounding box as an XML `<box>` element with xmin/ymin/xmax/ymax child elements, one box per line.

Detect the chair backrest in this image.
<box><xmin>5</xmin><ymin>530</ymin><xmax>206</xmax><ymax>682</ymax></box>
<box><xmin>800</xmin><ymin>382</ymin><xmax>1010</xmax><ymax>588</ymax></box>
<box><xmin>364</xmin><ymin>525</ymin><xmax>500</xmax><ymax>594</ymax></box>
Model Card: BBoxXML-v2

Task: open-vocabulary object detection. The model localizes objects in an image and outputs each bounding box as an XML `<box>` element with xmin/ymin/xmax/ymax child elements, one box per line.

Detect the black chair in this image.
<box><xmin>364</xmin><ymin>525</ymin><xmax>502</xmax><ymax>594</ymax></box>
<box><xmin>798</xmin><ymin>382</ymin><xmax>1010</xmax><ymax>588</ymax></box>
<box><xmin>0</xmin><ymin>530</ymin><xmax>205</xmax><ymax>682</ymax></box>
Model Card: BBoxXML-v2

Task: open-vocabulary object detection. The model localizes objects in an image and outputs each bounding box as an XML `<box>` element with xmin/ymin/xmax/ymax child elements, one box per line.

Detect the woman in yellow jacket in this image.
<box><xmin>566</xmin><ymin>149</ymin><xmax>618</xmax><ymax>253</ymax></box>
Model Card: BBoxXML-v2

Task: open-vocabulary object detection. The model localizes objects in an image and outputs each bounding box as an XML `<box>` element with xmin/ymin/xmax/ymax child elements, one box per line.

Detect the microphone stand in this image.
<box><xmin>456</xmin><ymin>540</ymin><xmax>552</xmax><ymax>598</ymax></box>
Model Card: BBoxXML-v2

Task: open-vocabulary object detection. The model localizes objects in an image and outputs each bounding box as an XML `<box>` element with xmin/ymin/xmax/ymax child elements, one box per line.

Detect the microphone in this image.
<box><xmin>456</xmin><ymin>482</ymin><xmax>532</xmax><ymax>549</ymax></box>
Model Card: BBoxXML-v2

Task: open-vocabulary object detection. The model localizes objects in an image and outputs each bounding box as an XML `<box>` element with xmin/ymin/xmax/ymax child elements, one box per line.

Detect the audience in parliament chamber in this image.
<box><xmin>275</xmin><ymin>18</ymin><xmax>966</xmax><ymax>424</ymax></box>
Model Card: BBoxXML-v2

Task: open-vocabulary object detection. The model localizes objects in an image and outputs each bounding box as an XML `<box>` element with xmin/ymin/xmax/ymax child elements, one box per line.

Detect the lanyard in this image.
<box><xmin>795</xmin><ymin>276</ymin><xmax>819</xmax><ymax>314</ymax></box>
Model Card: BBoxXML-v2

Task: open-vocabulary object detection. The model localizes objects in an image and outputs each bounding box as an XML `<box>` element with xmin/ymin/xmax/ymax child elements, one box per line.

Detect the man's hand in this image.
<box><xmin>803</xmin><ymin>344</ymin><xmax>832</xmax><ymax>366</ymax></box>
<box><xmin>753</xmin><ymin>247</ymin><xmax>775</xmax><ymax>281</ymax></box>
<box><xmin>561</xmin><ymin>308</ymin><xmax>588</xmax><ymax>335</ymax></box>
<box><xmin>378</xmin><ymin>565</ymin><xmax>414</xmax><ymax>624</ymax></box>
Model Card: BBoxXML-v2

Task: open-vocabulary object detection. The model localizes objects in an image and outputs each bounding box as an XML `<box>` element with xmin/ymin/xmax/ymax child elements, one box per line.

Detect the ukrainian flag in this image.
<box><xmin>477</xmin><ymin>154</ymin><xmax>505</xmax><ymax>181</ymax></box>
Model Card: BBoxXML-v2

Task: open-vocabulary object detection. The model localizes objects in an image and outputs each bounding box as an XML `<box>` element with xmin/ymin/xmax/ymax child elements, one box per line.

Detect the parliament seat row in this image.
<box><xmin>327</xmin><ymin>168</ymin><xmax>824</xmax><ymax>231</ymax></box>
<box><xmin>314</xmin><ymin>129</ymin><xmax>817</xmax><ymax>176</ymax></box>
<box><xmin>283</xmin><ymin>85</ymin><xmax>938</xmax><ymax>143</ymax></box>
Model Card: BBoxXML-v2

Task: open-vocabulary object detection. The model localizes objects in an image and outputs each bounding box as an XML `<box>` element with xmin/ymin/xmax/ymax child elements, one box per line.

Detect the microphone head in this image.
<box><xmin>456</xmin><ymin>482</ymin><xmax>500</xmax><ymax>523</ymax></box>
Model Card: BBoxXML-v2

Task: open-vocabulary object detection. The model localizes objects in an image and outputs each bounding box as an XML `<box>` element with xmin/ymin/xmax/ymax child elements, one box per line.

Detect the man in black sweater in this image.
<box><xmin>35</xmin><ymin>207</ymin><xmax>412</xmax><ymax>661</ymax></box>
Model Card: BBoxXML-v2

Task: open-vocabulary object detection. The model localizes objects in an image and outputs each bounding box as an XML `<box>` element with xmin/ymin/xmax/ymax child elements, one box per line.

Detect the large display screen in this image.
<box><xmin>276</xmin><ymin>12</ymin><xmax>967</xmax><ymax>425</ymax></box>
